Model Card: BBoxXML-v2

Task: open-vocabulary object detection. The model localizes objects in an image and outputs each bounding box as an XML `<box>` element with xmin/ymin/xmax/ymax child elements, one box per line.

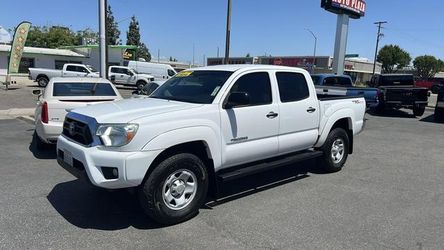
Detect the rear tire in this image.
<box><xmin>138</xmin><ymin>153</ymin><xmax>208</xmax><ymax>225</ymax></box>
<box><xmin>413</xmin><ymin>105</ymin><xmax>425</xmax><ymax>117</ymax></box>
<box><xmin>319</xmin><ymin>128</ymin><xmax>349</xmax><ymax>173</ymax></box>
<box><xmin>136</xmin><ymin>81</ymin><xmax>146</xmax><ymax>90</ymax></box>
<box><xmin>37</xmin><ymin>77</ymin><xmax>49</xmax><ymax>87</ymax></box>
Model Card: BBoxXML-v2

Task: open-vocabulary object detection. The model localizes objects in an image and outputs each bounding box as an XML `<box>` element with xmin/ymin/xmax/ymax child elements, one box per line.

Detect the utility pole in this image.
<box><xmin>373</xmin><ymin>21</ymin><xmax>387</xmax><ymax>76</ymax></box>
<box><xmin>217</xmin><ymin>46</ymin><xmax>220</xmax><ymax>58</ymax></box>
<box><xmin>98</xmin><ymin>0</ymin><xmax>107</xmax><ymax>78</ymax></box>
<box><xmin>157</xmin><ymin>49</ymin><xmax>160</xmax><ymax>63</ymax></box>
<box><xmin>192</xmin><ymin>43</ymin><xmax>195</xmax><ymax>67</ymax></box>
<box><xmin>224</xmin><ymin>0</ymin><xmax>232</xmax><ymax>64</ymax></box>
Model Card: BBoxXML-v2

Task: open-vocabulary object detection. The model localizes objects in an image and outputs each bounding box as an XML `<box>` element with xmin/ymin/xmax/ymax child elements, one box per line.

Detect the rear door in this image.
<box><xmin>63</xmin><ymin>65</ymin><xmax>88</xmax><ymax>77</ymax></box>
<box><xmin>220</xmin><ymin>71</ymin><xmax>279</xmax><ymax>168</ymax></box>
<box><xmin>274</xmin><ymin>72</ymin><xmax>320</xmax><ymax>154</ymax></box>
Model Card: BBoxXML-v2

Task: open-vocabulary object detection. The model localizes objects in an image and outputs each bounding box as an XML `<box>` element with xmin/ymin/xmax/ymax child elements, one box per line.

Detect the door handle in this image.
<box><xmin>323</xmin><ymin>89</ymin><xmax>328</xmax><ymax>93</ymax></box>
<box><xmin>307</xmin><ymin>107</ymin><xmax>316</xmax><ymax>113</ymax></box>
<box><xmin>266</xmin><ymin>112</ymin><xmax>278</xmax><ymax>119</ymax></box>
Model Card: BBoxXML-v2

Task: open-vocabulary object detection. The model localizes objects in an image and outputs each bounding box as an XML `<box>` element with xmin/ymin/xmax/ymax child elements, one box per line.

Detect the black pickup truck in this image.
<box><xmin>370</xmin><ymin>74</ymin><xmax>429</xmax><ymax>117</ymax></box>
<box><xmin>434</xmin><ymin>86</ymin><xmax>444</xmax><ymax>121</ymax></box>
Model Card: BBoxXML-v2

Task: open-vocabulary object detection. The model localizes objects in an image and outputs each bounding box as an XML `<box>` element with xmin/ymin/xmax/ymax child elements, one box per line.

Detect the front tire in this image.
<box><xmin>138</xmin><ymin>153</ymin><xmax>208</xmax><ymax>225</ymax></box>
<box><xmin>319</xmin><ymin>128</ymin><xmax>349</xmax><ymax>173</ymax></box>
<box><xmin>136</xmin><ymin>81</ymin><xmax>146</xmax><ymax>90</ymax></box>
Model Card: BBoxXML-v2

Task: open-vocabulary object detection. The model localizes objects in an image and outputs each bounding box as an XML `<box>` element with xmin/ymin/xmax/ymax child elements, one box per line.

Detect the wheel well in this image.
<box><xmin>142</xmin><ymin>141</ymin><xmax>218</xmax><ymax>197</ymax></box>
<box><xmin>136</xmin><ymin>80</ymin><xmax>147</xmax><ymax>85</ymax></box>
<box><xmin>37</xmin><ymin>74</ymin><xmax>49</xmax><ymax>81</ymax></box>
<box><xmin>331</xmin><ymin>118</ymin><xmax>354</xmax><ymax>154</ymax></box>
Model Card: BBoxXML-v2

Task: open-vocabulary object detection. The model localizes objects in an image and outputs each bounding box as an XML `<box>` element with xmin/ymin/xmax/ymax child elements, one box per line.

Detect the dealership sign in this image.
<box><xmin>321</xmin><ymin>0</ymin><xmax>366</xmax><ymax>19</ymax></box>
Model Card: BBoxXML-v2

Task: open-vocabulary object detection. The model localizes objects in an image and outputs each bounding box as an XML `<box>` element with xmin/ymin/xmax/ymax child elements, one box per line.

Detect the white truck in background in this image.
<box><xmin>29</xmin><ymin>64</ymin><xmax>99</xmax><ymax>87</ymax></box>
<box><xmin>57</xmin><ymin>65</ymin><xmax>366</xmax><ymax>225</ymax></box>
<box><xmin>108</xmin><ymin>66</ymin><xmax>155</xmax><ymax>90</ymax></box>
<box><xmin>125</xmin><ymin>61</ymin><xmax>177</xmax><ymax>81</ymax></box>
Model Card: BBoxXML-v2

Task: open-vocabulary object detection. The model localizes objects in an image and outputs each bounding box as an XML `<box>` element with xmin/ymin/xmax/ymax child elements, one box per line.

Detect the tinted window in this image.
<box><xmin>229</xmin><ymin>72</ymin><xmax>272</xmax><ymax>106</ymax></box>
<box><xmin>151</xmin><ymin>71</ymin><xmax>233</xmax><ymax>104</ymax></box>
<box><xmin>324</xmin><ymin>77</ymin><xmax>337</xmax><ymax>86</ymax></box>
<box><xmin>168</xmin><ymin>69</ymin><xmax>176</xmax><ymax>77</ymax></box>
<box><xmin>380</xmin><ymin>75</ymin><xmax>414</xmax><ymax>86</ymax></box>
<box><xmin>311</xmin><ymin>75</ymin><xmax>321</xmax><ymax>85</ymax></box>
<box><xmin>338</xmin><ymin>77</ymin><xmax>353</xmax><ymax>87</ymax></box>
<box><xmin>110</xmin><ymin>67</ymin><xmax>120</xmax><ymax>73</ymax></box>
<box><xmin>276</xmin><ymin>72</ymin><xmax>309</xmax><ymax>102</ymax></box>
<box><xmin>66</xmin><ymin>65</ymin><xmax>76</xmax><ymax>72</ymax></box>
<box><xmin>53</xmin><ymin>82</ymin><xmax>117</xmax><ymax>96</ymax></box>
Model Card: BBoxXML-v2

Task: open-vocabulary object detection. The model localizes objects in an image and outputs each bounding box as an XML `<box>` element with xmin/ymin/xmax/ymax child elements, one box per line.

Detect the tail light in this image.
<box><xmin>41</xmin><ymin>102</ymin><xmax>49</xmax><ymax>124</ymax></box>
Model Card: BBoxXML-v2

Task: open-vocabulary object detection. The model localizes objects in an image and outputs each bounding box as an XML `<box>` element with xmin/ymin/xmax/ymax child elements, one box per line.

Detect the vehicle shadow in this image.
<box><xmin>420</xmin><ymin>114</ymin><xmax>444</xmax><ymax>124</ymax></box>
<box><xmin>29</xmin><ymin>133</ymin><xmax>57</xmax><ymax>160</ymax></box>
<box><xmin>367</xmin><ymin>109</ymin><xmax>416</xmax><ymax>118</ymax></box>
<box><xmin>207</xmin><ymin>158</ymin><xmax>325</xmax><ymax>207</ymax></box>
<box><xmin>47</xmin><ymin>179</ymin><xmax>162</xmax><ymax>230</ymax></box>
<box><xmin>47</xmin><ymin>158</ymin><xmax>326</xmax><ymax>230</ymax></box>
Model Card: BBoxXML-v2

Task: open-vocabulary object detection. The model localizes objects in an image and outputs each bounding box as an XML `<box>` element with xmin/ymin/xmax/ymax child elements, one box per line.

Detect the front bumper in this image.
<box><xmin>57</xmin><ymin>135</ymin><xmax>162</xmax><ymax>189</ymax></box>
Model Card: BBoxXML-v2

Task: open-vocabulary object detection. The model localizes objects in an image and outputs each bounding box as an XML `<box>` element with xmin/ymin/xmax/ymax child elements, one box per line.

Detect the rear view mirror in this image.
<box><xmin>224</xmin><ymin>92</ymin><xmax>250</xmax><ymax>109</ymax></box>
<box><xmin>32</xmin><ymin>89</ymin><xmax>42</xmax><ymax>96</ymax></box>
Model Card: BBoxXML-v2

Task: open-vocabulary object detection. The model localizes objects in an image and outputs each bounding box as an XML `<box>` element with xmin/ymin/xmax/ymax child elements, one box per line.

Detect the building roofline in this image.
<box><xmin>59</xmin><ymin>45</ymin><xmax>138</xmax><ymax>50</ymax></box>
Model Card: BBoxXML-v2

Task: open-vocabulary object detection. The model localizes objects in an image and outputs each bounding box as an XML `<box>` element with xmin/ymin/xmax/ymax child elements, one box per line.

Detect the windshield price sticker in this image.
<box><xmin>176</xmin><ymin>71</ymin><xmax>193</xmax><ymax>77</ymax></box>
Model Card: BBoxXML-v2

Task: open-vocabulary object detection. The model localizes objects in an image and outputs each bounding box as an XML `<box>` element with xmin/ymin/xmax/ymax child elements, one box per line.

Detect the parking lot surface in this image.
<box><xmin>0</xmin><ymin>110</ymin><xmax>443</xmax><ymax>249</ymax></box>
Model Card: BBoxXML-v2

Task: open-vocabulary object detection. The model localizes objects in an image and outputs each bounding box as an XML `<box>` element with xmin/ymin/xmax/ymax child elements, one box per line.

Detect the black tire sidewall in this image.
<box><xmin>139</xmin><ymin>153</ymin><xmax>208</xmax><ymax>225</ymax></box>
<box><xmin>321</xmin><ymin>128</ymin><xmax>349</xmax><ymax>172</ymax></box>
<box><xmin>413</xmin><ymin>106</ymin><xmax>425</xmax><ymax>117</ymax></box>
<box><xmin>137</xmin><ymin>81</ymin><xmax>145</xmax><ymax>90</ymax></box>
<box><xmin>37</xmin><ymin>78</ymin><xmax>48</xmax><ymax>87</ymax></box>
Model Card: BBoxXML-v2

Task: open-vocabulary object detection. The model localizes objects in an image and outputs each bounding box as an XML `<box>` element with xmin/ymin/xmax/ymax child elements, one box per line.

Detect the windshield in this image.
<box><xmin>86</xmin><ymin>65</ymin><xmax>98</xmax><ymax>73</ymax></box>
<box><xmin>150</xmin><ymin>70</ymin><xmax>233</xmax><ymax>104</ymax></box>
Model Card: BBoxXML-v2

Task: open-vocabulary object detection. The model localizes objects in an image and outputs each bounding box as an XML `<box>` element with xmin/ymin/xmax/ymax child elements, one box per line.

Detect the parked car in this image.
<box><xmin>415</xmin><ymin>80</ymin><xmax>442</xmax><ymax>94</ymax></box>
<box><xmin>311</xmin><ymin>74</ymin><xmax>379</xmax><ymax>108</ymax></box>
<box><xmin>33</xmin><ymin>77</ymin><xmax>122</xmax><ymax>149</ymax></box>
<box><xmin>108</xmin><ymin>66</ymin><xmax>155</xmax><ymax>90</ymax></box>
<box><xmin>131</xmin><ymin>80</ymin><xmax>166</xmax><ymax>97</ymax></box>
<box><xmin>434</xmin><ymin>86</ymin><xmax>444</xmax><ymax>121</ymax></box>
<box><xmin>57</xmin><ymin>65</ymin><xmax>366</xmax><ymax>225</ymax></box>
<box><xmin>29</xmin><ymin>64</ymin><xmax>100</xmax><ymax>87</ymax></box>
<box><xmin>124</xmin><ymin>61</ymin><xmax>177</xmax><ymax>81</ymax></box>
<box><xmin>370</xmin><ymin>74</ymin><xmax>429</xmax><ymax>117</ymax></box>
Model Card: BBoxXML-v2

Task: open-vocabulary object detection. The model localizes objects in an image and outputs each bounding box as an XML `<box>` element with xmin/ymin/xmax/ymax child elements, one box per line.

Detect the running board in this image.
<box><xmin>217</xmin><ymin>150</ymin><xmax>323</xmax><ymax>182</ymax></box>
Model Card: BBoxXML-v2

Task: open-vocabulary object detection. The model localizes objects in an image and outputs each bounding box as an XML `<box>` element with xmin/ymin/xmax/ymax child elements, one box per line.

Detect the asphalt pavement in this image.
<box><xmin>0</xmin><ymin>109</ymin><xmax>443</xmax><ymax>249</ymax></box>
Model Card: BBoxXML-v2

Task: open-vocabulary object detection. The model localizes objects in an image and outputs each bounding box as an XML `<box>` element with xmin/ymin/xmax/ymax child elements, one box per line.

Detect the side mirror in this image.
<box><xmin>32</xmin><ymin>89</ymin><xmax>42</xmax><ymax>96</ymax></box>
<box><xmin>224</xmin><ymin>92</ymin><xmax>250</xmax><ymax>109</ymax></box>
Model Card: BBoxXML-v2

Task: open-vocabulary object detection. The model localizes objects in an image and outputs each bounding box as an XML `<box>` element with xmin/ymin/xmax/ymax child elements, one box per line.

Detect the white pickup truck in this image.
<box><xmin>29</xmin><ymin>64</ymin><xmax>100</xmax><ymax>87</ymax></box>
<box><xmin>108</xmin><ymin>66</ymin><xmax>155</xmax><ymax>89</ymax></box>
<box><xmin>57</xmin><ymin>65</ymin><xmax>366</xmax><ymax>225</ymax></box>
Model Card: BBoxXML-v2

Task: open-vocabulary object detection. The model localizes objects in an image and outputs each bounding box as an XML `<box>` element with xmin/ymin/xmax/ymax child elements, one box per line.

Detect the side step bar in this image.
<box><xmin>217</xmin><ymin>150</ymin><xmax>323</xmax><ymax>182</ymax></box>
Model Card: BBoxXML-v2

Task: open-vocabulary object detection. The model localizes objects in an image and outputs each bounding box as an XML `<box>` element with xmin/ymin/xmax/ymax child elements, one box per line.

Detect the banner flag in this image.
<box><xmin>8</xmin><ymin>21</ymin><xmax>31</xmax><ymax>74</ymax></box>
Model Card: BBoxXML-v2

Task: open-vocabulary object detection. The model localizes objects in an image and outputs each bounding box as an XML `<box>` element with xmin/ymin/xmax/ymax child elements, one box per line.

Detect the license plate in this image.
<box><xmin>64</xmin><ymin>150</ymin><xmax>73</xmax><ymax>167</ymax></box>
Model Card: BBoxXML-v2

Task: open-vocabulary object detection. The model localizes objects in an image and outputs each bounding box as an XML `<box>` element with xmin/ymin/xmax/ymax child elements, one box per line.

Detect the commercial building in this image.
<box><xmin>207</xmin><ymin>55</ymin><xmax>382</xmax><ymax>84</ymax></box>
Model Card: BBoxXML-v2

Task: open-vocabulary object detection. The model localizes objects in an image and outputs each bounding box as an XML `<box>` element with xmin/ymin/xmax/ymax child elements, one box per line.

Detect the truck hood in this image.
<box><xmin>71</xmin><ymin>98</ymin><xmax>202</xmax><ymax>123</ymax></box>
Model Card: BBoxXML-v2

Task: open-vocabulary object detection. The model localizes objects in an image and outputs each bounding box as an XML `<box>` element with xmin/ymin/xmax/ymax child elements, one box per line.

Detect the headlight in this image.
<box><xmin>96</xmin><ymin>124</ymin><xmax>138</xmax><ymax>147</ymax></box>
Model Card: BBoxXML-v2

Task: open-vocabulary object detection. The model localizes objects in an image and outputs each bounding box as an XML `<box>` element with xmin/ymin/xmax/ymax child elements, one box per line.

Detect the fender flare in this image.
<box><xmin>315</xmin><ymin>108</ymin><xmax>354</xmax><ymax>148</ymax></box>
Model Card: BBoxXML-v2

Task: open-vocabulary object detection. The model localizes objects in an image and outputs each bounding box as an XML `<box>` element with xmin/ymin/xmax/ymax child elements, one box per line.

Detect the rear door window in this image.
<box><xmin>338</xmin><ymin>77</ymin><xmax>353</xmax><ymax>87</ymax></box>
<box><xmin>53</xmin><ymin>82</ymin><xmax>117</xmax><ymax>96</ymax></box>
<box><xmin>276</xmin><ymin>72</ymin><xmax>310</xmax><ymax>102</ymax></box>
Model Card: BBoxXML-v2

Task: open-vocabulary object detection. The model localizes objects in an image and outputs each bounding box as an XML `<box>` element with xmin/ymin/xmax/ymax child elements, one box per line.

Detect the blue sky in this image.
<box><xmin>2</xmin><ymin>0</ymin><xmax>444</xmax><ymax>64</ymax></box>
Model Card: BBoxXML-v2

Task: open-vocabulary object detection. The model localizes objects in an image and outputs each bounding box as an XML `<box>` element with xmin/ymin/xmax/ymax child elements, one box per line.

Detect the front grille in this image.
<box><xmin>63</xmin><ymin>117</ymin><xmax>93</xmax><ymax>146</ymax></box>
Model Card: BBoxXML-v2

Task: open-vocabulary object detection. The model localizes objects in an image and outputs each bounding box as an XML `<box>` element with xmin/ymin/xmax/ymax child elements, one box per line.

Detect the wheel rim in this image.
<box><xmin>331</xmin><ymin>138</ymin><xmax>345</xmax><ymax>164</ymax></box>
<box><xmin>162</xmin><ymin>169</ymin><xmax>197</xmax><ymax>210</ymax></box>
<box><xmin>39</xmin><ymin>79</ymin><xmax>47</xmax><ymax>86</ymax></box>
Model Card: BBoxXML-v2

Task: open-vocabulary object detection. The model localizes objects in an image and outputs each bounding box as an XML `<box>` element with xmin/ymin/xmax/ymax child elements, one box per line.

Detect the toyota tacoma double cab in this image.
<box><xmin>57</xmin><ymin>65</ymin><xmax>366</xmax><ymax>225</ymax></box>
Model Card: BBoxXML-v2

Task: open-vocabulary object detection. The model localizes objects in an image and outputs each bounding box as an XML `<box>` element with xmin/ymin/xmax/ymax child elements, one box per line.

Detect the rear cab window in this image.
<box><xmin>53</xmin><ymin>82</ymin><xmax>117</xmax><ymax>96</ymax></box>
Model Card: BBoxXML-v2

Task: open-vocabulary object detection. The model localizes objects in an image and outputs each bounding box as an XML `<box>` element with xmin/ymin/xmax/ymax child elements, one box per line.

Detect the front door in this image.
<box><xmin>220</xmin><ymin>71</ymin><xmax>279</xmax><ymax>168</ymax></box>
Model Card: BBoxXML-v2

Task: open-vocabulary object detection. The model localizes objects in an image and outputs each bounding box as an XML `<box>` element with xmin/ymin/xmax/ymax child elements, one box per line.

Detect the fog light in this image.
<box><xmin>101</xmin><ymin>167</ymin><xmax>119</xmax><ymax>180</ymax></box>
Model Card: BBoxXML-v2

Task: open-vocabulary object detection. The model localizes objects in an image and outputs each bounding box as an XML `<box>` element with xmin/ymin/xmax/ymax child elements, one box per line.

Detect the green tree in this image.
<box><xmin>126</xmin><ymin>16</ymin><xmax>151</xmax><ymax>61</ymax></box>
<box><xmin>246</xmin><ymin>53</ymin><xmax>251</xmax><ymax>57</ymax></box>
<box><xmin>26</xmin><ymin>26</ymin><xmax>79</xmax><ymax>48</ymax></box>
<box><xmin>413</xmin><ymin>55</ymin><xmax>444</xmax><ymax>79</ymax></box>
<box><xmin>377</xmin><ymin>45</ymin><xmax>411</xmax><ymax>73</ymax></box>
<box><xmin>106</xmin><ymin>5</ymin><xmax>121</xmax><ymax>45</ymax></box>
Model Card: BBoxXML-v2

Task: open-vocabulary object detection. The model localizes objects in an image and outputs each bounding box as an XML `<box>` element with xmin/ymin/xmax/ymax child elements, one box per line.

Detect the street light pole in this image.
<box><xmin>372</xmin><ymin>21</ymin><xmax>387</xmax><ymax>76</ymax></box>
<box><xmin>98</xmin><ymin>0</ymin><xmax>107</xmax><ymax>78</ymax></box>
<box><xmin>224</xmin><ymin>0</ymin><xmax>232</xmax><ymax>65</ymax></box>
<box><xmin>306</xmin><ymin>29</ymin><xmax>317</xmax><ymax>73</ymax></box>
